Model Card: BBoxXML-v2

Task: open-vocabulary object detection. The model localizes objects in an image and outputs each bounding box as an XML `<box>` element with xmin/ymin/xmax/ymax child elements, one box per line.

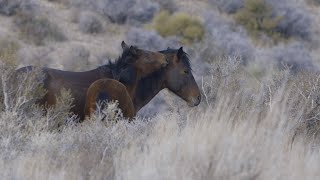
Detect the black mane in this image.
<box><xmin>97</xmin><ymin>46</ymin><xmax>138</xmax><ymax>80</ymax></box>
<box><xmin>134</xmin><ymin>48</ymin><xmax>191</xmax><ymax>107</ymax></box>
<box><xmin>138</xmin><ymin>48</ymin><xmax>192</xmax><ymax>84</ymax></box>
<box><xmin>160</xmin><ymin>48</ymin><xmax>192</xmax><ymax>70</ymax></box>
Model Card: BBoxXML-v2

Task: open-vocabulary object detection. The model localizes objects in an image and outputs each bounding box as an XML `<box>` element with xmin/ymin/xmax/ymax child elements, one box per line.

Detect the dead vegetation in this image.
<box><xmin>0</xmin><ymin>0</ymin><xmax>320</xmax><ymax>179</ymax></box>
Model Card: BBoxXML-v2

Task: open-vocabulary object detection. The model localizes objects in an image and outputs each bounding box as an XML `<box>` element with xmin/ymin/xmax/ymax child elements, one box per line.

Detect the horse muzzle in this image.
<box><xmin>188</xmin><ymin>95</ymin><xmax>201</xmax><ymax>107</ymax></box>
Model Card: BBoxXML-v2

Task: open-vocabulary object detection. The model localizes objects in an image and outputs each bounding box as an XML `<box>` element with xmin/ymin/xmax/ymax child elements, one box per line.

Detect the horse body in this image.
<box><xmin>17</xmin><ymin>41</ymin><xmax>168</xmax><ymax>120</ymax></box>
<box><xmin>40</xmin><ymin>67</ymin><xmax>111</xmax><ymax>119</ymax></box>
<box><xmin>88</xmin><ymin>47</ymin><xmax>202</xmax><ymax>118</ymax></box>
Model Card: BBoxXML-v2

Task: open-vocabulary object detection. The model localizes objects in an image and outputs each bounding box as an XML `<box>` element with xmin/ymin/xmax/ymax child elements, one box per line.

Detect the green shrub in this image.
<box><xmin>14</xmin><ymin>11</ymin><xmax>66</xmax><ymax>46</ymax></box>
<box><xmin>234</xmin><ymin>0</ymin><xmax>282</xmax><ymax>42</ymax></box>
<box><xmin>151</xmin><ymin>11</ymin><xmax>204</xmax><ymax>44</ymax></box>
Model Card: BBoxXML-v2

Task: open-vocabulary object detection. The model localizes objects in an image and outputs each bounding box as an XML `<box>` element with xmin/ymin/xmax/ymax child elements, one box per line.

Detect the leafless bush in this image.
<box><xmin>266</xmin><ymin>0</ymin><xmax>313</xmax><ymax>40</ymax></box>
<box><xmin>0</xmin><ymin>38</ymin><xmax>20</xmax><ymax>66</ymax></box>
<box><xmin>44</xmin><ymin>88</ymin><xmax>77</xmax><ymax>130</ymax></box>
<box><xmin>69</xmin><ymin>0</ymin><xmax>159</xmax><ymax>25</ymax></box>
<box><xmin>0</xmin><ymin>65</ymin><xmax>46</xmax><ymax>114</ymax></box>
<box><xmin>209</xmin><ymin>0</ymin><xmax>244</xmax><ymax>14</ymax></box>
<box><xmin>307</xmin><ymin>0</ymin><xmax>320</xmax><ymax>5</ymax></box>
<box><xmin>47</xmin><ymin>0</ymin><xmax>68</xmax><ymax>4</ymax></box>
<box><xmin>126</xmin><ymin>28</ymin><xmax>179</xmax><ymax>50</ymax></box>
<box><xmin>89</xmin><ymin>100</ymin><xmax>125</xmax><ymax>124</ymax></box>
<box><xmin>202</xmin><ymin>11</ymin><xmax>254</xmax><ymax>64</ymax></box>
<box><xmin>127</xmin><ymin>0</ymin><xmax>159</xmax><ymax>25</ymax></box>
<box><xmin>209</xmin><ymin>0</ymin><xmax>313</xmax><ymax>41</ymax></box>
<box><xmin>97</xmin><ymin>0</ymin><xmax>159</xmax><ymax>25</ymax></box>
<box><xmin>287</xmin><ymin>71</ymin><xmax>320</xmax><ymax>143</ymax></box>
<box><xmin>0</xmin><ymin>0</ymin><xmax>36</xmax><ymax>16</ymax></box>
<box><xmin>64</xmin><ymin>45</ymin><xmax>90</xmax><ymax>71</ymax></box>
<box><xmin>0</xmin><ymin>62</ymin><xmax>76</xmax><ymax>129</ymax></box>
<box><xmin>78</xmin><ymin>11</ymin><xmax>104</xmax><ymax>34</ymax></box>
<box><xmin>153</xmin><ymin>0</ymin><xmax>177</xmax><ymax>13</ymax></box>
<box><xmin>269</xmin><ymin>42</ymin><xmax>314</xmax><ymax>73</ymax></box>
<box><xmin>14</xmin><ymin>10</ymin><xmax>66</xmax><ymax>45</ymax></box>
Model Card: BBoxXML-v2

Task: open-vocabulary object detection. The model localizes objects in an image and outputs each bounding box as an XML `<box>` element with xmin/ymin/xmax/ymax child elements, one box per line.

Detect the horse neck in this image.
<box><xmin>97</xmin><ymin>65</ymin><xmax>114</xmax><ymax>78</ymax></box>
<box><xmin>133</xmin><ymin>70</ymin><xmax>166</xmax><ymax>112</ymax></box>
<box><xmin>125</xmin><ymin>72</ymin><xmax>141</xmax><ymax>98</ymax></box>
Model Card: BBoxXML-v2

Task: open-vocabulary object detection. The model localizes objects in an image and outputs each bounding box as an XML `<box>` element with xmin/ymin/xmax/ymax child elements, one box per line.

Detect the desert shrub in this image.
<box><xmin>151</xmin><ymin>11</ymin><xmax>205</xmax><ymax>44</ymax></box>
<box><xmin>47</xmin><ymin>0</ymin><xmax>66</xmax><ymax>3</ymax></box>
<box><xmin>14</xmin><ymin>11</ymin><xmax>66</xmax><ymax>46</ymax></box>
<box><xmin>1</xmin><ymin>66</ymin><xmax>46</xmax><ymax>113</ymax></box>
<box><xmin>65</xmin><ymin>45</ymin><xmax>90</xmax><ymax>71</ymax></box>
<box><xmin>93</xmin><ymin>0</ymin><xmax>135</xmax><ymax>24</ymax></box>
<box><xmin>78</xmin><ymin>11</ymin><xmax>104</xmax><ymax>34</ymax></box>
<box><xmin>153</xmin><ymin>0</ymin><xmax>177</xmax><ymax>13</ymax></box>
<box><xmin>235</xmin><ymin>0</ymin><xmax>313</xmax><ymax>41</ymax></box>
<box><xmin>126</xmin><ymin>28</ymin><xmax>179</xmax><ymax>50</ymax></box>
<box><xmin>0</xmin><ymin>62</ymin><xmax>76</xmax><ymax>129</ymax></box>
<box><xmin>266</xmin><ymin>0</ymin><xmax>313</xmax><ymax>41</ymax></box>
<box><xmin>45</xmin><ymin>88</ymin><xmax>77</xmax><ymax>129</ymax></box>
<box><xmin>307</xmin><ymin>0</ymin><xmax>320</xmax><ymax>5</ymax></box>
<box><xmin>0</xmin><ymin>0</ymin><xmax>36</xmax><ymax>16</ymax></box>
<box><xmin>283</xmin><ymin>70</ymin><xmax>320</xmax><ymax>143</ymax></box>
<box><xmin>209</xmin><ymin>0</ymin><xmax>244</xmax><ymax>14</ymax></box>
<box><xmin>127</xmin><ymin>0</ymin><xmax>159</xmax><ymax>25</ymax></box>
<box><xmin>90</xmin><ymin>100</ymin><xmax>125</xmax><ymax>123</ymax></box>
<box><xmin>234</xmin><ymin>0</ymin><xmax>282</xmax><ymax>42</ymax></box>
<box><xmin>69</xmin><ymin>0</ymin><xmax>159</xmax><ymax>25</ymax></box>
<box><xmin>0</xmin><ymin>0</ymin><xmax>20</xmax><ymax>15</ymax></box>
<box><xmin>0</xmin><ymin>38</ymin><xmax>20</xmax><ymax>66</ymax></box>
<box><xmin>202</xmin><ymin>11</ymin><xmax>254</xmax><ymax>64</ymax></box>
<box><xmin>269</xmin><ymin>43</ymin><xmax>314</xmax><ymax>73</ymax></box>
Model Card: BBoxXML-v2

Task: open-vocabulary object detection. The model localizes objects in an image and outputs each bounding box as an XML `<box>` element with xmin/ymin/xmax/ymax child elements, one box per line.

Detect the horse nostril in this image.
<box><xmin>197</xmin><ymin>95</ymin><xmax>201</xmax><ymax>102</ymax></box>
<box><xmin>191</xmin><ymin>95</ymin><xmax>201</xmax><ymax>106</ymax></box>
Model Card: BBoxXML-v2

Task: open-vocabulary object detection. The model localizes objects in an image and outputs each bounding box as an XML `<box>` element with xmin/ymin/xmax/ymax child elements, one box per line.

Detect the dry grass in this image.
<box><xmin>1</xmin><ymin>56</ymin><xmax>320</xmax><ymax>179</ymax></box>
<box><xmin>0</xmin><ymin>0</ymin><xmax>320</xmax><ymax>179</ymax></box>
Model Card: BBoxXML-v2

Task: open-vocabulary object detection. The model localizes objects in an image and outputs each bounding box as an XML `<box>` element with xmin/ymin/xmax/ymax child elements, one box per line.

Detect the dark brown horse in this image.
<box><xmin>86</xmin><ymin>47</ymin><xmax>201</xmax><ymax>118</ymax></box>
<box><xmin>16</xmin><ymin>41</ymin><xmax>168</xmax><ymax>120</ymax></box>
<box><xmin>134</xmin><ymin>47</ymin><xmax>201</xmax><ymax>112</ymax></box>
<box><xmin>84</xmin><ymin>78</ymin><xmax>135</xmax><ymax>119</ymax></box>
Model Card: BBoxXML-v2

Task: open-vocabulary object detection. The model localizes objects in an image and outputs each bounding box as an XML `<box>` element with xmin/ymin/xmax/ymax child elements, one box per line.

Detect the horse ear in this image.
<box><xmin>124</xmin><ymin>47</ymin><xmax>138</xmax><ymax>64</ymax></box>
<box><xmin>121</xmin><ymin>41</ymin><xmax>129</xmax><ymax>50</ymax></box>
<box><xmin>167</xmin><ymin>47</ymin><xmax>170</xmax><ymax>50</ymax></box>
<box><xmin>177</xmin><ymin>47</ymin><xmax>184</xmax><ymax>61</ymax></box>
<box><xmin>129</xmin><ymin>46</ymin><xmax>139</xmax><ymax>56</ymax></box>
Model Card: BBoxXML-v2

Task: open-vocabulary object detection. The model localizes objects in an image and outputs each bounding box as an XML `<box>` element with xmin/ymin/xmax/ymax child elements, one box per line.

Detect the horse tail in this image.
<box><xmin>84</xmin><ymin>78</ymin><xmax>135</xmax><ymax>120</ymax></box>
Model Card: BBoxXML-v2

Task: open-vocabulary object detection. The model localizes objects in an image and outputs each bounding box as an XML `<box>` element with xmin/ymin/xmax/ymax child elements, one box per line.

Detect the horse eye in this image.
<box><xmin>184</xmin><ymin>70</ymin><xmax>189</xmax><ymax>74</ymax></box>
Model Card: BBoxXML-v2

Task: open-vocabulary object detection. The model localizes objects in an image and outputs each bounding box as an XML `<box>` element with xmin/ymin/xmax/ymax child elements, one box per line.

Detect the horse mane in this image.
<box><xmin>97</xmin><ymin>46</ymin><xmax>139</xmax><ymax>80</ymax></box>
<box><xmin>135</xmin><ymin>48</ymin><xmax>192</xmax><ymax>101</ymax></box>
<box><xmin>160</xmin><ymin>48</ymin><xmax>192</xmax><ymax>70</ymax></box>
